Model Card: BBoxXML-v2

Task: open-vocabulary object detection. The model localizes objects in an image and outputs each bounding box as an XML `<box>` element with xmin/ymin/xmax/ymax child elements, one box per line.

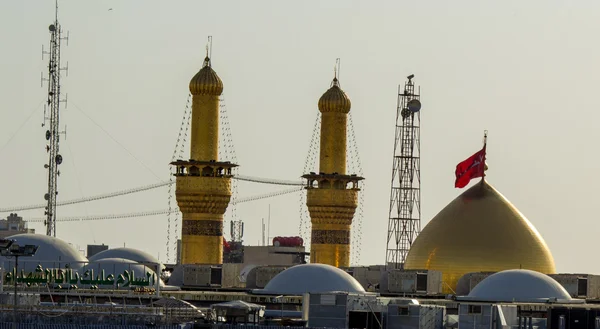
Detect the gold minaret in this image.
<box><xmin>171</xmin><ymin>54</ymin><xmax>237</xmax><ymax>265</ymax></box>
<box><xmin>302</xmin><ymin>71</ymin><xmax>363</xmax><ymax>268</ymax></box>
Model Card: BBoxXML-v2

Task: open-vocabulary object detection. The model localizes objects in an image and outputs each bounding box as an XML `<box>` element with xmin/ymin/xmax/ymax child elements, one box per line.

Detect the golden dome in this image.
<box><xmin>404</xmin><ymin>180</ymin><xmax>556</xmax><ymax>294</ymax></box>
<box><xmin>318</xmin><ymin>78</ymin><xmax>351</xmax><ymax>113</ymax></box>
<box><xmin>189</xmin><ymin>57</ymin><xmax>223</xmax><ymax>96</ymax></box>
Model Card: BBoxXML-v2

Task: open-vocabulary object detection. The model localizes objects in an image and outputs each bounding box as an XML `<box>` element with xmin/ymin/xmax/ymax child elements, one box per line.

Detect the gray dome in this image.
<box><xmin>258</xmin><ymin>264</ymin><xmax>365</xmax><ymax>295</ymax></box>
<box><xmin>1</xmin><ymin>234</ymin><xmax>87</xmax><ymax>271</ymax></box>
<box><xmin>88</xmin><ymin>247</ymin><xmax>164</xmax><ymax>272</ymax></box>
<box><xmin>462</xmin><ymin>269</ymin><xmax>574</xmax><ymax>303</ymax></box>
<box><xmin>81</xmin><ymin>258</ymin><xmax>163</xmax><ymax>288</ymax></box>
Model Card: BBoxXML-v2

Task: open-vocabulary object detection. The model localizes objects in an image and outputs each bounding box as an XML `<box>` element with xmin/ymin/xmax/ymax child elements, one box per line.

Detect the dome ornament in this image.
<box><xmin>331</xmin><ymin>58</ymin><xmax>341</xmax><ymax>87</ymax></box>
<box><xmin>189</xmin><ymin>36</ymin><xmax>223</xmax><ymax>96</ymax></box>
<box><xmin>203</xmin><ymin>36</ymin><xmax>213</xmax><ymax>68</ymax></box>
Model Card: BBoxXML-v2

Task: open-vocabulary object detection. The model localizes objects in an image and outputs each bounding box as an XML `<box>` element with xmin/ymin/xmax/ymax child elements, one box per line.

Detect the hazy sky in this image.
<box><xmin>1</xmin><ymin>1</ymin><xmax>599</xmax><ymax>273</ymax></box>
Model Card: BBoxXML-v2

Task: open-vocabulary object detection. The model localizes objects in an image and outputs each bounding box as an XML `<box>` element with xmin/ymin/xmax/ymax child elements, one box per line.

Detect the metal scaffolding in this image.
<box><xmin>385</xmin><ymin>74</ymin><xmax>421</xmax><ymax>268</ymax></box>
<box><xmin>41</xmin><ymin>2</ymin><xmax>68</xmax><ymax>237</ymax></box>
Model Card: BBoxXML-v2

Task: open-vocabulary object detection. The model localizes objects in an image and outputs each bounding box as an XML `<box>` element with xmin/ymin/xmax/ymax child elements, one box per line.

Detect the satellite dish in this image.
<box><xmin>239</xmin><ymin>264</ymin><xmax>258</xmax><ymax>283</ymax></box>
<box><xmin>49</xmin><ymin>25</ymin><xmax>56</xmax><ymax>32</ymax></box>
<box><xmin>407</xmin><ymin>99</ymin><xmax>421</xmax><ymax>112</ymax></box>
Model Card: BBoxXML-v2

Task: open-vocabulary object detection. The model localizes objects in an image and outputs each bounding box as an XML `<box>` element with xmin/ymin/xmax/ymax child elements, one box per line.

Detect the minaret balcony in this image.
<box><xmin>171</xmin><ymin>159</ymin><xmax>238</xmax><ymax>178</ymax></box>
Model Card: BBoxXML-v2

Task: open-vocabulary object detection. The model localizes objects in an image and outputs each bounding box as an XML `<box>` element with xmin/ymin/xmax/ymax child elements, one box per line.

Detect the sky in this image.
<box><xmin>1</xmin><ymin>0</ymin><xmax>599</xmax><ymax>273</ymax></box>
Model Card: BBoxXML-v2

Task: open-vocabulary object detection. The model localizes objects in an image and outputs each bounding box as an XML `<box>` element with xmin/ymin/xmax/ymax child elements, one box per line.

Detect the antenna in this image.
<box><xmin>261</xmin><ymin>218</ymin><xmax>265</xmax><ymax>246</ymax></box>
<box><xmin>385</xmin><ymin>74</ymin><xmax>422</xmax><ymax>269</ymax></box>
<box><xmin>41</xmin><ymin>2</ymin><xmax>69</xmax><ymax>237</ymax></box>
<box><xmin>208</xmin><ymin>36</ymin><xmax>213</xmax><ymax>59</ymax></box>
<box><xmin>335</xmin><ymin>58</ymin><xmax>341</xmax><ymax>81</ymax></box>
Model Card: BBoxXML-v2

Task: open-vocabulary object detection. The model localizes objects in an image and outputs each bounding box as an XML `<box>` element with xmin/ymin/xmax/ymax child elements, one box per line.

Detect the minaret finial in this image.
<box><xmin>331</xmin><ymin>58</ymin><xmax>341</xmax><ymax>87</ymax></box>
<box><xmin>203</xmin><ymin>36</ymin><xmax>213</xmax><ymax>68</ymax></box>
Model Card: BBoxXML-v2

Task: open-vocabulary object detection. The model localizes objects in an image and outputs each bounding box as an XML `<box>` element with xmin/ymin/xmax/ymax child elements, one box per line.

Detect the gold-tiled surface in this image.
<box><xmin>310</xmin><ymin>243</ymin><xmax>351</xmax><ymax>268</ymax></box>
<box><xmin>307</xmin><ymin>189</ymin><xmax>357</xmax><ymax>267</ymax></box>
<box><xmin>181</xmin><ymin>234</ymin><xmax>223</xmax><ymax>265</ymax></box>
<box><xmin>312</xmin><ymin>229</ymin><xmax>350</xmax><ymax>244</ymax></box>
<box><xmin>306</xmin><ymin>77</ymin><xmax>360</xmax><ymax>268</ymax></box>
<box><xmin>190</xmin><ymin>95</ymin><xmax>220</xmax><ymax>161</ymax></box>
<box><xmin>319</xmin><ymin>112</ymin><xmax>347</xmax><ymax>174</ymax></box>
<box><xmin>176</xmin><ymin>176</ymin><xmax>231</xmax><ymax>265</ymax></box>
<box><xmin>189</xmin><ymin>57</ymin><xmax>223</xmax><ymax>96</ymax></box>
<box><xmin>175</xmin><ymin>176</ymin><xmax>232</xmax><ymax>215</ymax></box>
<box><xmin>404</xmin><ymin>180</ymin><xmax>556</xmax><ymax>294</ymax></box>
<box><xmin>318</xmin><ymin>78</ymin><xmax>351</xmax><ymax>114</ymax></box>
<box><xmin>178</xmin><ymin>56</ymin><xmax>231</xmax><ymax>269</ymax></box>
<box><xmin>182</xmin><ymin>220</ymin><xmax>223</xmax><ymax>236</ymax></box>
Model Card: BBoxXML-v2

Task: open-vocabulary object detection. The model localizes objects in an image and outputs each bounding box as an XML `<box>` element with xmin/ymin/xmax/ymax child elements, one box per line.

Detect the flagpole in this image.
<box><xmin>481</xmin><ymin>130</ymin><xmax>488</xmax><ymax>184</ymax></box>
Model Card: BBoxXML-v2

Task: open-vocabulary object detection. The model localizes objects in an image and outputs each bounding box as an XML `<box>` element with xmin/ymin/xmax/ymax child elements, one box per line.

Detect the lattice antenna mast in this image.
<box><xmin>385</xmin><ymin>74</ymin><xmax>421</xmax><ymax>269</ymax></box>
<box><xmin>230</xmin><ymin>220</ymin><xmax>244</xmax><ymax>243</ymax></box>
<box><xmin>41</xmin><ymin>1</ymin><xmax>69</xmax><ymax>237</ymax></box>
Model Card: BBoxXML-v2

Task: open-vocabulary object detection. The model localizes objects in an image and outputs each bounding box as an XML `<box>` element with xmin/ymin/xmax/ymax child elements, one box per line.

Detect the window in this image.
<box><xmin>398</xmin><ymin>306</ymin><xmax>409</xmax><ymax>316</ymax></box>
<box><xmin>468</xmin><ymin>305</ymin><xmax>482</xmax><ymax>314</ymax></box>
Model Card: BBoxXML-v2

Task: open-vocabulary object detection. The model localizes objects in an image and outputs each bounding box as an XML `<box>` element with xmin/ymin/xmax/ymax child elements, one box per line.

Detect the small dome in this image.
<box><xmin>404</xmin><ymin>180</ymin><xmax>556</xmax><ymax>294</ymax></box>
<box><xmin>88</xmin><ymin>247</ymin><xmax>164</xmax><ymax>272</ymax></box>
<box><xmin>189</xmin><ymin>56</ymin><xmax>223</xmax><ymax>96</ymax></box>
<box><xmin>1</xmin><ymin>234</ymin><xmax>88</xmax><ymax>271</ymax></box>
<box><xmin>318</xmin><ymin>78</ymin><xmax>351</xmax><ymax>113</ymax></box>
<box><xmin>258</xmin><ymin>264</ymin><xmax>365</xmax><ymax>295</ymax></box>
<box><xmin>463</xmin><ymin>269</ymin><xmax>572</xmax><ymax>303</ymax></box>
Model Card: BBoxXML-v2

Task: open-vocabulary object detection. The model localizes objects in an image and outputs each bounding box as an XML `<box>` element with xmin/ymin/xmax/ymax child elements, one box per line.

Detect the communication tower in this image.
<box><xmin>41</xmin><ymin>2</ymin><xmax>69</xmax><ymax>237</ymax></box>
<box><xmin>385</xmin><ymin>74</ymin><xmax>421</xmax><ymax>268</ymax></box>
<box><xmin>230</xmin><ymin>220</ymin><xmax>244</xmax><ymax>243</ymax></box>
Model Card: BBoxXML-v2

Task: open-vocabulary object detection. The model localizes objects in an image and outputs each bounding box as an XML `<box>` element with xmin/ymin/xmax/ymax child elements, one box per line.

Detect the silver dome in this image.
<box><xmin>88</xmin><ymin>247</ymin><xmax>164</xmax><ymax>272</ymax></box>
<box><xmin>459</xmin><ymin>269</ymin><xmax>579</xmax><ymax>303</ymax></box>
<box><xmin>1</xmin><ymin>233</ymin><xmax>87</xmax><ymax>271</ymax></box>
<box><xmin>256</xmin><ymin>264</ymin><xmax>366</xmax><ymax>295</ymax></box>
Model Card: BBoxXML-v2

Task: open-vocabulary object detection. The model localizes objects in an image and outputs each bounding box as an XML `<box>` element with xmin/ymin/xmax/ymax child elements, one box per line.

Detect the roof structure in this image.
<box><xmin>458</xmin><ymin>269</ymin><xmax>582</xmax><ymax>304</ymax></box>
<box><xmin>88</xmin><ymin>247</ymin><xmax>164</xmax><ymax>272</ymax></box>
<box><xmin>404</xmin><ymin>180</ymin><xmax>556</xmax><ymax>293</ymax></box>
<box><xmin>318</xmin><ymin>77</ymin><xmax>351</xmax><ymax>113</ymax></box>
<box><xmin>2</xmin><ymin>233</ymin><xmax>88</xmax><ymax>271</ymax></box>
<box><xmin>189</xmin><ymin>56</ymin><xmax>223</xmax><ymax>96</ymax></box>
<box><xmin>254</xmin><ymin>263</ymin><xmax>366</xmax><ymax>295</ymax></box>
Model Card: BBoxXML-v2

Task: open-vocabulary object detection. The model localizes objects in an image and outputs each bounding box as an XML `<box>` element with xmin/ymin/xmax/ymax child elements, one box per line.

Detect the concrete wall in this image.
<box><xmin>306</xmin><ymin>293</ymin><xmax>348</xmax><ymax>328</ymax></box>
<box><xmin>455</xmin><ymin>272</ymin><xmax>494</xmax><ymax>296</ymax></box>
<box><xmin>387</xmin><ymin>270</ymin><xmax>442</xmax><ymax>295</ymax></box>
<box><xmin>549</xmin><ymin>274</ymin><xmax>600</xmax><ymax>299</ymax></box>
<box><xmin>245</xmin><ymin>266</ymin><xmax>288</xmax><ymax>289</ymax></box>
<box><xmin>221</xmin><ymin>263</ymin><xmax>245</xmax><ymax>288</ymax></box>
<box><xmin>243</xmin><ymin>246</ymin><xmax>305</xmax><ymax>266</ymax></box>
<box><xmin>346</xmin><ymin>266</ymin><xmax>385</xmax><ymax>292</ymax></box>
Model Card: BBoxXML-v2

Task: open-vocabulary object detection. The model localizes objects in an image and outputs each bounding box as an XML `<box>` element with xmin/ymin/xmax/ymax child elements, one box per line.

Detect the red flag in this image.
<box><xmin>455</xmin><ymin>146</ymin><xmax>486</xmax><ymax>188</ymax></box>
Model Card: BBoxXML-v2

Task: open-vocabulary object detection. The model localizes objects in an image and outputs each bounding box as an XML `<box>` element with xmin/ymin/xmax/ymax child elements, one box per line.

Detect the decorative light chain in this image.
<box><xmin>348</xmin><ymin>112</ymin><xmax>365</xmax><ymax>265</ymax></box>
<box><xmin>299</xmin><ymin>113</ymin><xmax>321</xmax><ymax>244</ymax></box>
<box><xmin>166</xmin><ymin>94</ymin><xmax>191</xmax><ymax>263</ymax></box>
